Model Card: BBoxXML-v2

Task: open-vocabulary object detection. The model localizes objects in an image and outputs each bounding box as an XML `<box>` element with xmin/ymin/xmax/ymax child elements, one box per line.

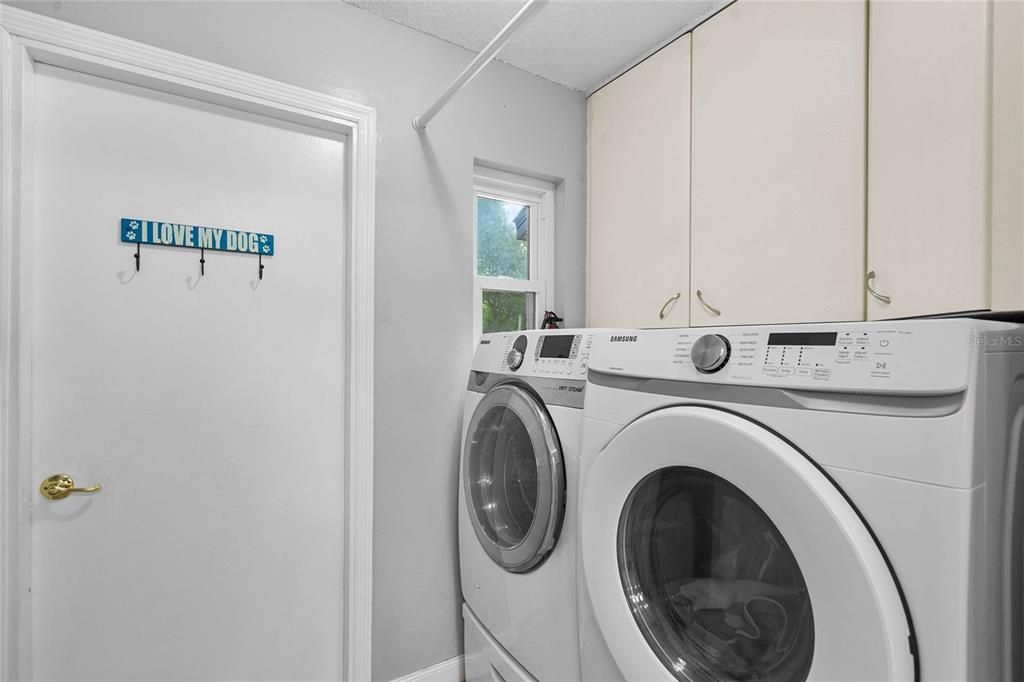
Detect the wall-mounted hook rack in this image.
<box><xmin>120</xmin><ymin>218</ymin><xmax>274</xmax><ymax>280</ymax></box>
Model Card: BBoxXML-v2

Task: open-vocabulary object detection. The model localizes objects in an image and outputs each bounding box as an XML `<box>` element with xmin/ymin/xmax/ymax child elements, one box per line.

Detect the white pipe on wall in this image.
<box><xmin>412</xmin><ymin>0</ymin><xmax>547</xmax><ymax>132</ymax></box>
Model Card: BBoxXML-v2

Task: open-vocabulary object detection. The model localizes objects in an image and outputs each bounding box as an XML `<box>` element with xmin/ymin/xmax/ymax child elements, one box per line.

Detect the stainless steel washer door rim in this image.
<box><xmin>463</xmin><ymin>383</ymin><xmax>566</xmax><ymax>573</ymax></box>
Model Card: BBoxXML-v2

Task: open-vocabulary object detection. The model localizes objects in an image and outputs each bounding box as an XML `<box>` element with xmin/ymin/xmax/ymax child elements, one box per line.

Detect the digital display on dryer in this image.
<box><xmin>767</xmin><ymin>332</ymin><xmax>838</xmax><ymax>346</ymax></box>
<box><xmin>539</xmin><ymin>335</ymin><xmax>577</xmax><ymax>358</ymax></box>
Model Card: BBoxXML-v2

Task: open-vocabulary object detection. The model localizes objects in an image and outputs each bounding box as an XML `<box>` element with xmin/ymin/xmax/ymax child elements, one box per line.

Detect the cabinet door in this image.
<box><xmin>867</xmin><ymin>1</ymin><xmax>990</xmax><ymax>319</ymax></box>
<box><xmin>690</xmin><ymin>0</ymin><xmax>866</xmax><ymax>326</ymax></box>
<box><xmin>992</xmin><ymin>0</ymin><xmax>1024</xmax><ymax>311</ymax></box>
<box><xmin>588</xmin><ymin>35</ymin><xmax>690</xmax><ymax>329</ymax></box>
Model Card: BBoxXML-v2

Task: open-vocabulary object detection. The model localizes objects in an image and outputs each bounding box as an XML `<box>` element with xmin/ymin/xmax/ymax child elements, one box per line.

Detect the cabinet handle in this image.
<box><xmin>866</xmin><ymin>270</ymin><xmax>891</xmax><ymax>305</ymax></box>
<box><xmin>659</xmin><ymin>292</ymin><xmax>681</xmax><ymax>320</ymax></box>
<box><xmin>696</xmin><ymin>289</ymin><xmax>721</xmax><ymax>317</ymax></box>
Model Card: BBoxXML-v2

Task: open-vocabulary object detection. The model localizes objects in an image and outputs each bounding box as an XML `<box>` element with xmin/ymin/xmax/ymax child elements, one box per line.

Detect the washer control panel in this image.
<box><xmin>590</xmin><ymin>321</ymin><xmax>991</xmax><ymax>395</ymax></box>
<box><xmin>473</xmin><ymin>330</ymin><xmax>594</xmax><ymax>379</ymax></box>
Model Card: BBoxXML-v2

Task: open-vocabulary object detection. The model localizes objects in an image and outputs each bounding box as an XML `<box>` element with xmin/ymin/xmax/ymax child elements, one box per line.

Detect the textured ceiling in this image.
<box><xmin>343</xmin><ymin>0</ymin><xmax>730</xmax><ymax>93</ymax></box>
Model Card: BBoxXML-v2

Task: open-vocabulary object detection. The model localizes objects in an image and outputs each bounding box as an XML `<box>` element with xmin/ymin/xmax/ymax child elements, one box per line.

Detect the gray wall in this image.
<box><xmin>5</xmin><ymin>2</ymin><xmax>587</xmax><ymax>678</ymax></box>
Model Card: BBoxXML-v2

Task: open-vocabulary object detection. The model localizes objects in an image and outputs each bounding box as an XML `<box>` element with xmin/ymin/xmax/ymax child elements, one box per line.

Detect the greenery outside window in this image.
<box><xmin>474</xmin><ymin>167</ymin><xmax>554</xmax><ymax>339</ymax></box>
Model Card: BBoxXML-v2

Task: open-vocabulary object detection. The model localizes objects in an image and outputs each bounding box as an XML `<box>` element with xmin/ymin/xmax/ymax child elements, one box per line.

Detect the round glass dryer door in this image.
<box><xmin>619</xmin><ymin>467</ymin><xmax>814</xmax><ymax>681</ymax></box>
<box><xmin>580</xmin><ymin>406</ymin><xmax>916</xmax><ymax>682</ymax></box>
<box><xmin>463</xmin><ymin>383</ymin><xmax>565</xmax><ymax>573</ymax></box>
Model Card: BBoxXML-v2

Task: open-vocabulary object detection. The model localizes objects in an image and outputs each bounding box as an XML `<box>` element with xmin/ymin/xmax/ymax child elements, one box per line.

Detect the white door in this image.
<box><xmin>587</xmin><ymin>35</ymin><xmax>691</xmax><ymax>329</ymax></box>
<box><xmin>690</xmin><ymin>0</ymin><xmax>866</xmax><ymax>327</ymax></box>
<box><xmin>580</xmin><ymin>407</ymin><xmax>915</xmax><ymax>681</ymax></box>
<box><xmin>24</xmin><ymin>62</ymin><xmax>346</xmax><ymax>680</ymax></box>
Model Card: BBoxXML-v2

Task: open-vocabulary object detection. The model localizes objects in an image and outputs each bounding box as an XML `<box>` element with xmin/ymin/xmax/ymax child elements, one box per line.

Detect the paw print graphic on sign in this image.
<box><xmin>262</xmin><ymin>245</ymin><xmax>270</xmax><ymax>254</ymax></box>
<box><xmin>126</xmin><ymin>220</ymin><xmax>139</xmax><ymax>241</ymax></box>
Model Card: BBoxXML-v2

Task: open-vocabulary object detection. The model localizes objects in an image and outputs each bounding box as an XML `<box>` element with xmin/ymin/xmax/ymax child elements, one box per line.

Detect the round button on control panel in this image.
<box><xmin>507</xmin><ymin>334</ymin><xmax>528</xmax><ymax>371</ymax></box>
<box><xmin>691</xmin><ymin>334</ymin><xmax>731</xmax><ymax>374</ymax></box>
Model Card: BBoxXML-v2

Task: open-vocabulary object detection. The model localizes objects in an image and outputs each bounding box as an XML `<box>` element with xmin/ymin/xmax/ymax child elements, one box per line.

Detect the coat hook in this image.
<box><xmin>200</xmin><ymin>248</ymin><xmax>206</xmax><ymax>277</ymax></box>
<box><xmin>258</xmin><ymin>254</ymin><xmax>264</xmax><ymax>281</ymax></box>
<box><xmin>134</xmin><ymin>243</ymin><xmax>141</xmax><ymax>272</ymax></box>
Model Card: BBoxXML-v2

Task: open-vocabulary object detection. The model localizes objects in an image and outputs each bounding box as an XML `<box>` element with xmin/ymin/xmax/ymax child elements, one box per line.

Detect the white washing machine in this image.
<box><xmin>460</xmin><ymin>329</ymin><xmax>595</xmax><ymax>682</ymax></box>
<box><xmin>578</xmin><ymin>320</ymin><xmax>1024</xmax><ymax>682</ymax></box>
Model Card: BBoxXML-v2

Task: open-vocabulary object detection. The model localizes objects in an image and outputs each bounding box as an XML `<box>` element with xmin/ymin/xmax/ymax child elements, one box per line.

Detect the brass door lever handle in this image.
<box><xmin>39</xmin><ymin>474</ymin><xmax>102</xmax><ymax>501</ymax></box>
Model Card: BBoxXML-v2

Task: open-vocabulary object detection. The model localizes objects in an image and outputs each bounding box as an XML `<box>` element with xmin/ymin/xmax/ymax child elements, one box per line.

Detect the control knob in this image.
<box><xmin>691</xmin><ymin>334</ymin><xmax>731</xmax><ymax>374</ymax></box>
<box><xmin>507</xmin><ymin>334</ymin><xmax>528</xmax><ymax>371</ymax></box>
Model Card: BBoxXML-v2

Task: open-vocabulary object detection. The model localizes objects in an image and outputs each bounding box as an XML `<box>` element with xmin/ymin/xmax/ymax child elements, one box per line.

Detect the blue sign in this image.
<box><xmin>120</xmin><ymin>218</ymin><xmax>274</xmax><ymax>256</ymax></box>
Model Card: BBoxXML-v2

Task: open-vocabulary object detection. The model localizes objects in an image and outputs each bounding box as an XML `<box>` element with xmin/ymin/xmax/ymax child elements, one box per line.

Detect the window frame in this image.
<box><xmin>473</xmin><ymin>168</ymin><xmax>555</xmax><ymax>340</ymax></box>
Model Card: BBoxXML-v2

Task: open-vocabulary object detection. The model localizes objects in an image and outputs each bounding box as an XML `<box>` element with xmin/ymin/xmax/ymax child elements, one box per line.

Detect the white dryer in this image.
<box><xmin>460</xmin><ymin>329</ymin><xmax>595</xmax><ymax>682</ymax></box>
<box><xmin>578</xmin><ymin>320</ymin><xmax>1024</xmax><ymax>682</ymax></box>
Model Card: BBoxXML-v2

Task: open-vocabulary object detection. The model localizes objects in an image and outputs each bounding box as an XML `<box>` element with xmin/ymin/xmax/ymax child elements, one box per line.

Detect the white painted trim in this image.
<box><xmin>584</xmin><ymin>95</ymin><xmax>594</xmax><ymax>328</ymax></box>
<box><xmin>0</xmin><ymin>7</ymin><xmax>376</xmax><ymax>681</ymax></box>
<box><xmin>390</xmin><ymin>656</ymin><xmax>465</xmax><ymax>682</ymax></box>
<box><xmin>474</xmin><ymin>165</ymin><xmax>555</xmax><ymax>199</ymax></box>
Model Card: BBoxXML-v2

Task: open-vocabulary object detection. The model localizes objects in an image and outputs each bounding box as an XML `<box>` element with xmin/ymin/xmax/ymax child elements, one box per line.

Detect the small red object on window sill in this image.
<box><xmin>542</xmin><ymin>311</ymin><xmax>563</xmax><ymax>329</ymax></box>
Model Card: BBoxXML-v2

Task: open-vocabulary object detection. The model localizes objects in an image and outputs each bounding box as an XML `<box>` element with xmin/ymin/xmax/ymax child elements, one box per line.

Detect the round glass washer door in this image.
<box><xmin>463</xmin><ymin>383</ymin><xmax>565</xmax><ymax>573</ymax></box>
<box><xmin>580</xmin><ymin>406</ymin><xmax>915</xmax><ymax>682</ymax></box>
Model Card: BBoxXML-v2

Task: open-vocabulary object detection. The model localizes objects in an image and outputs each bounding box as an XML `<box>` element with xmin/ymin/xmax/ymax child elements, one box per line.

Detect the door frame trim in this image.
<box><xmin>0</xmin><ymin>7</ymin><xmax>377</xmax><ymax>680</ymax></box>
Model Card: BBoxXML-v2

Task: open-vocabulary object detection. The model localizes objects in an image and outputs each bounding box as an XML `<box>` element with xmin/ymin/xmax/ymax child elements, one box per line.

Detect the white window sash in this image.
<box><xmin>475</xmin><ymin>276</ymin><xmax>545</xmax><ymax>293</ymax></box>
<box><xmin>473</xmin><ymin>280</ymin><xmax>548</xmax><ymax>340</ymax></box>
<box><xmin>473</xmin><ymin>168</ymin><xmax>556</xmax><ymax>340</ymax></box>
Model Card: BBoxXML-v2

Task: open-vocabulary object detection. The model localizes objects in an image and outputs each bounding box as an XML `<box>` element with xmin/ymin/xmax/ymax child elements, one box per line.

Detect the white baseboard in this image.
<box><xmin>390</xmin><ymin>655</ymin><xmax>465</xmax><ymax>682</ymax></box>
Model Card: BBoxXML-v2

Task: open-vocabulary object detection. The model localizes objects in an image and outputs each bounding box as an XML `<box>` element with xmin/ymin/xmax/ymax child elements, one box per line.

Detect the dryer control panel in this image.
<box><xmin>588</xmin><ymin>320</ymin><xmax>1022</xmax><ymax>395</ymax></box>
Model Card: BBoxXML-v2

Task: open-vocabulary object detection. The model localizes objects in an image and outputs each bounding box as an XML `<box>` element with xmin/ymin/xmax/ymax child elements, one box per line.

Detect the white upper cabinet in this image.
<box><xmin>992</xmin><ymin>0</ymin><xmax>1024</xmax><ymax>312</ymax></box>
<box><xmin>588</xmin><ymin>35</ymin><xmax>691</xmax><ymax>329</ymax></box>
<box><xmin>867</xmin><ymin>0</ymin><xmax>991</xmax><ymax>320</ymax></box>
<box><xmin>689</xmin><ymin>0</ymin><xmax>866</xmax><ymax>327</ymax></box>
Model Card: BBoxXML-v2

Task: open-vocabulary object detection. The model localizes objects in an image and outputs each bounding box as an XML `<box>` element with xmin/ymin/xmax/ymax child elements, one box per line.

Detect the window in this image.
<box><xmin>474</xmin><ymin>167</ymin><xmax>554</xmax><ymax>339</ymax></box>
